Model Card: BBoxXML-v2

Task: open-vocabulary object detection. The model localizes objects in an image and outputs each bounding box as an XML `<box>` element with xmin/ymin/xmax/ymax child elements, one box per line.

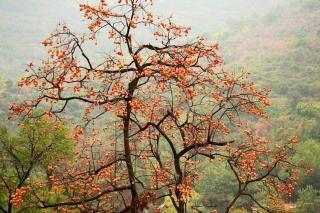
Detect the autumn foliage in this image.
<box><xmin>10</xmin><ymin>0</ymin><xmax>302</xmax><ymax>212</ymax></box>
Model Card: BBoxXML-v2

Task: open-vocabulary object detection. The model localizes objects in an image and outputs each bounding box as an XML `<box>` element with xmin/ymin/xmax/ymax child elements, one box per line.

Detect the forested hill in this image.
<box><xmin>211</xmin><ymin>0</ymin><xmax>320</xmax><ymax>138</ymax></box>
<box><xmin>193</xmin><ymin>2</ymin><xmax>320</xmax><ymax>210</ymax></box>
<box><xmin>213</xmin><ymin>0</ymin><xmax>320</xmax><ymax>104</ymax></box>
<box><xmin>208</xmin><ymin>0</ymin><xmax>320</xmax><ymax>201</ymax></box>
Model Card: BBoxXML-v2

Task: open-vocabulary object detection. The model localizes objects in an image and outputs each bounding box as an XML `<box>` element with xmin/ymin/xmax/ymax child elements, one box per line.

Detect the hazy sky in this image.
<box><xmin>0</xmin><ymin>0</ymin><xmax>276</xmax><ymax>79</ymax></box>
<box><xmin>0</xmin><ymin>0</ymin><xmax>275</xmax><ymax>35</ymax></box>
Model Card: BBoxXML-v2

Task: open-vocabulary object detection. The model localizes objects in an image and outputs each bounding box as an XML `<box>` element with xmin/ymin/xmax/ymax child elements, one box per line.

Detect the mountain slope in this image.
<box><xmin>213</xmin><ymin>0</ymin><xmax>320</xmax><ymax>103</ymax></box>
<box><xmin>210</xmin><ymin>0</ymin><xmax>320</xmax><ymax>198</ymax></box>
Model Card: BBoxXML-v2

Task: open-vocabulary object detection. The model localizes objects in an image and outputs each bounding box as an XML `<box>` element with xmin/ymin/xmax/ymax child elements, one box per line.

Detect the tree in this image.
<box><xmin>10</xmin><ymin>0</ymin><xmax>301</xmax><ymax>212</ymax></box>
<box><xmin>296</xmin><ymin>186</ymin><xmax>320</xmax><ymax>213</ymax></box>
<box><xmin>291</xmin><ymin>139</ymin><xmax>320</xmax><ymax>195</ymax></box>
<box><xmin>0</xmin><ymin>115</ymin><xmax>73</xmax><ymax>213</ymax></box>
<box><xmin>195</xmin><ymin>162</ymin><xmax>240</xmax><ymax>212</ymax></box>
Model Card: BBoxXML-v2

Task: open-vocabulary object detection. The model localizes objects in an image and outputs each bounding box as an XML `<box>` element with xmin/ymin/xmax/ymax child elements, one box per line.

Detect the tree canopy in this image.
<box><xmin>0</xmin><ymin>115</ymin><xmax>73</xmax><ymax>213</ymax></box>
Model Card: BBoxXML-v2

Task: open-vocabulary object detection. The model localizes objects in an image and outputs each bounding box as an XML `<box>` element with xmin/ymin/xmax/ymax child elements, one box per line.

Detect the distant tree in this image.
<box><xmin>10</xmin><ymin>0</ymin><xmax>301</xmax><ymax>212</ymax></box>
<box><xmin>0</xmin><ymin>115</ymin><xmax>73</xmax><ymax>213</ymax></box>
<box><xmin>195</xmin><ymin>163</ymin><xmax>239</xmax><ymax>212</ymax></box>
<box><xmin>292</xmin><ymin>140</ymin><xmax>320</xmax><ymax>192</ymax></box>
<box><xmin>296</xmin><ymin>186</ymin><xmax>320</xmax><ymax>213</ymax></box>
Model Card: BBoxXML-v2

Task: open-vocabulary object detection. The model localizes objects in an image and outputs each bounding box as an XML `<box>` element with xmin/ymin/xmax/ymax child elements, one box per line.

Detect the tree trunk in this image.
<box><xmin>123</xmin><ymin>108</ymin><xmax>138</xmax><ymax>212</ymax></box>
<box><xmin>225</xmin><ymin>191</ymin><xmax>241</xmax><ymax>213</ymax></box>
<box><xmin>123</xmin><ymin>79</ymin><xmax>139</xmax><ymax>212</ymax></box>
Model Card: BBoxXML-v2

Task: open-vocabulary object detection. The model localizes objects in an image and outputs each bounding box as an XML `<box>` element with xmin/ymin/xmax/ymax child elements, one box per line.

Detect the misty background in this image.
<box><xmin>0</xmin><ymin>0</ymin><xmax>280</xmax><ymax>79</ymax></box>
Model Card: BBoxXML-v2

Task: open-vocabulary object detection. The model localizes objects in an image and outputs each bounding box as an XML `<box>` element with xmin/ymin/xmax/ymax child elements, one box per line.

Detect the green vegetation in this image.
<box><xmin>296</xmin><ymin>186</ymin><xmax>320</xmax><ymax>212</ymax></box>
<box><xmin>0</xmin><ymin>116</ymin><xmax>73</xmax><ymax>212</ymax></box>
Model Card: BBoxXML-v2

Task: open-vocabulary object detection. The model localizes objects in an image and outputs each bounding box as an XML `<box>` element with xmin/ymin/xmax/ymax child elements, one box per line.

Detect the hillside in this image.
<box><xmin>217</xmin><ymin>0</ymin><xmax>319</xmax><ymax>93</ymax></box>
<box><xmin>204</xmin><ymin>0</ymin><xmax>320</xmax><ymax>204</ymax></box>
<box><xmin>212</xmin><ymin>0</ymin><xmax>320</xmax><ymax>136</ymax></box>
<box><xmin>190</xmin><ymin>2</ymin><xmax>320</xmax><ymax>211</ymax></box>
